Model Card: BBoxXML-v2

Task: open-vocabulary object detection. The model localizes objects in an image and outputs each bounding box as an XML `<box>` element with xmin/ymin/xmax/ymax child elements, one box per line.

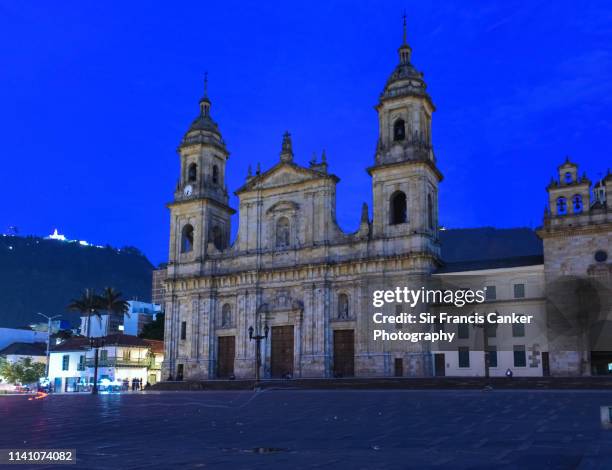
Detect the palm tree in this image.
<box><xmin>98</xmin><ymin>287</ymin><xmax>129</xmax><ymax>333</ymax></box>
<box><xmin>68</xmin><ymin>289</ymin><xmax>101</xmax><ymax>338</ymax></box>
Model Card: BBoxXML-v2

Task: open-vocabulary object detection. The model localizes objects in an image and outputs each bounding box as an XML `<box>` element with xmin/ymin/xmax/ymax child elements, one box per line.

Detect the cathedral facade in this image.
<box><xmin>161</xmin><ymin>27</ymin><xmax>611</xmax><ymax>381</ymax></box>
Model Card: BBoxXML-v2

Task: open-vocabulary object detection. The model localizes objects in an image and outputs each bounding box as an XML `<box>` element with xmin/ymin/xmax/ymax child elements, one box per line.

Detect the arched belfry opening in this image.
<box><xmin>212</xmin><ymin>165</ymin><xmax>219</xmax><ymax>184</ymax></box>
<box><xmin>557</xmin><ymin>197</ymin><xmax>567</xmax><ymax>215</ymax></box>
<box><xmin>211</xmin><ymin>226</ymin><xmax>224</xmax><ymax>250</ymax></box>
<box><xmin>572</xmin><ymin>194</ymin><xmax>583</xmax><ymax>213</ymax></box>
<box><xmin>393</xmin><ymin>119</ymin><xmax>406</xmax><ymax>142</ymax></box>
<box><xmin>181</xmin><ymin>224</ymin><xmax>194</xmax><ymax>253</ymax></box>
<box><xmin>187</xmin><ymin>163</ymin><xmax>197</xmax><ymax>182</ymax></box>
<box><xmin>390</xmin><ymin>191</ymin><xmax>407</xmax><ymax>225</ymax></box>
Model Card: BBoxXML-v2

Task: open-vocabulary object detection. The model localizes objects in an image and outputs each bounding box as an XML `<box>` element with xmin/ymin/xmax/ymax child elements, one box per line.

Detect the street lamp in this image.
<box><xmin>248</xmin><ymin>324</ymin><xmax>269</xmax><ymax>381</ymax></box>
<box><xmin>89</xmin><ymin>337</ymin><xmax>105</xmax><ymax>394</ymax></box>
<box><xmin>36</xmin><ymin>313</ymin><xmax>61</xmax><ymax>380</ymax></box>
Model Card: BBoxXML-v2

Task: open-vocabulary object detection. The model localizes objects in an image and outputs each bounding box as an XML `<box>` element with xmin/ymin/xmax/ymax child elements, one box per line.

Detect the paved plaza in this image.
<box><xmin>1</xmin><ymin>389</ymin><xmax>612</xmax><ymax>469</ymax></box>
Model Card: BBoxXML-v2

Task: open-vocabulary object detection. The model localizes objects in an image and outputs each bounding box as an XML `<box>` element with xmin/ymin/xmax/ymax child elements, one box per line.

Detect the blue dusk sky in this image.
<box><xmin>1</xmin><ymin>1</ymin><xmax>610</xmax><ymax>265</ymax></box>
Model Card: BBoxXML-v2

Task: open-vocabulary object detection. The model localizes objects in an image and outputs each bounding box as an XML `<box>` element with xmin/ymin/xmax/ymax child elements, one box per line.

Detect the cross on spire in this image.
<box><xmin>398</xmin><ymin>12</ymin><xmax>412</xmax><ymax>64</ymax></box>
<box><xmin>199</xmin><ymin>71</ymin><xmax>211</xmax><ymax>116</ymax></box>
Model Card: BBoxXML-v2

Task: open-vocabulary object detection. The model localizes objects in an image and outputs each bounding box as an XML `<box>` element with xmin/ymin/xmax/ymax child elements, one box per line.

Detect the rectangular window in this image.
<box><xmin>100</xmin><ymin>350</ymin><xmax>108</xmax><ymax>362</ymax></box>
<box><xmin>512</xmin><ymin>317</ymin><xmax>525</xmax><ymax>337</ymax></box>
<box><xmin>513</xmin><ymin>283</ymin><xmax>525</xmax><ymax>299</ymax></box>
<box><xmin>485</xmin><ymin>286</ymin><xmax>497</xmax><ymax>301</ymax></box>
<box><xmin>485</xmin><ymin>323</ymin><xmax>497</xmax><ymax>338</ymax></box>
<box><xmin>123</xmin><ymin>349</ymin><xmax>131</xmax><ymax>361</ymax></box>
<box><xmin>62</xmin><ymin>355</ymin><xmax>69</xmax><ymax>371</ymax></box>
<box><xmin>458</xmin><ymin>323</ymin><xmax>469</xmax><ymax>339</ymax></box>
<box><xmin>77</xmin><ymin>355</ymin><xmax>85</xmax><ymax>371</ymax></box>
<box><xmin>458</xmin><ymin>347</ymin><xmax>470</xmax><ymax>368</ymax></box>
<box><xmin>514</xmin><ymin>345</ymin><xmax>526</xmax><ymax>367</ymax></box>
<box><xmin>181</xmin><ymin>321</ymin><xmax>187</xmax><ymax>340</ymax></box>
<box><xmin>487</xmin><ymin>347</ymin><xmax>498</xmax><ymax>368</ymax></box>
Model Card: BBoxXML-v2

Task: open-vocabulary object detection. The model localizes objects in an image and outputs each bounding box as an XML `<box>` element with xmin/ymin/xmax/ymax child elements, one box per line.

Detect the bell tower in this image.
<box><xmin>168</xmin><ymin>76</ymin><xmax>235</xmax><ymax>265</ymax></box>
<box><xmin>368</xmin><ymin>16</ymin><xmax>442</xmax><ymax>243</ymax></box>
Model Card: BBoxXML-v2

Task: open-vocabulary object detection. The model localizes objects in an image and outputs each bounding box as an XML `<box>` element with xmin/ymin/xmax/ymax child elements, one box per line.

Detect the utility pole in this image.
<box><xmin>36</xmin><ymin>313</ymin><xmax>61</xmax><ymax>379</ymax></box>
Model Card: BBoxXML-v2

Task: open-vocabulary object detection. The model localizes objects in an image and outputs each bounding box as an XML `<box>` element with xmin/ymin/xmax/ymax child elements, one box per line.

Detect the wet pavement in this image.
<box><xmin>1</xmin><ymin>389</ymin><xmax>611</xmax><ymax>469</ymax></box>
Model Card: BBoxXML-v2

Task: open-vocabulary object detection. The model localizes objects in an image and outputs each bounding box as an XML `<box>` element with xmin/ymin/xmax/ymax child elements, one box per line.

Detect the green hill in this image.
<box><xmin>0</xmin><ymin>235</ymin><xmax>154</xmax><ymax>328</ymax></box>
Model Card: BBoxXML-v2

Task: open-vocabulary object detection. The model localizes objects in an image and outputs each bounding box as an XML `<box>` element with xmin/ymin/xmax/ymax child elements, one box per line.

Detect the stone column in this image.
<box><xmin>234</xmin><ymin>288</ymin><xmax>257</xmax><ymax>378</ymax></box>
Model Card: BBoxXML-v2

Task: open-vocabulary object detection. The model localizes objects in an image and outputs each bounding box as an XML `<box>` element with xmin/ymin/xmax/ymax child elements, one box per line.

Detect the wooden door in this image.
<box><xmin>542</xmin><ymin>351</ymin><xmax>550</xmax><ymax>377</ymax></box>
<box><xmin>434</xmin><ymin>353</ymin><xmax>445</xmax><ymax>376</ymax></box>
<box><xmin>333</xmin><ymin>329</ymin><xmax>355</xmax><ymax>377</ymax></box>
<box><xmin>271</xmin><ymin>326</ymin><xmax>294</xmax><ymax>378</ymax></box>
<box><xmin>217</xmin><ymin>336</ymin><xmax>235</xmax><ymax>378</ymax></box>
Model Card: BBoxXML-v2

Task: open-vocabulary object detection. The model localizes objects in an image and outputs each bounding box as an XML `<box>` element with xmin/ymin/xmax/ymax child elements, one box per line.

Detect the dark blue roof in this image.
<box><xmin>437</xmin><ymin>227</ymin><xmax>543</xmax><ymax>273</ymax></box>
<box><xmin>0</xmin><ymin>342</ymin><xmax>47</xmax><ymax>356</ymax></box>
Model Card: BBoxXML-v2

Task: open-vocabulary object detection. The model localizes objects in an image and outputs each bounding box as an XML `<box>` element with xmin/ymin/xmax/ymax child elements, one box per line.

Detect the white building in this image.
<box><xmin>0</xmin><ymin>342</ymin><xmax>47</xmax><ymax>389</ymax></box>
<box><xmin>433</xmin><ymin>264</ymin><xmax>547</xmax><ymax>377</ymax></box>
<box><xmin>0</xmin><ymin>342</ymin><xmax>47</xmax><ymax>365</ymax></box>
<box><xmin>48</xmin><ymin>335</ymin><xmax>163</xmax><ymax>392</ymax></box>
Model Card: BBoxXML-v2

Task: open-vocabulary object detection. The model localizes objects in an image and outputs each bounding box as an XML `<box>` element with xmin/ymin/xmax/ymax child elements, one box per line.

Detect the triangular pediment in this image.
<box><xmin>235</xmin><ymin>162</ymin><xmax>337</xmax><ymax>194</ymax></box>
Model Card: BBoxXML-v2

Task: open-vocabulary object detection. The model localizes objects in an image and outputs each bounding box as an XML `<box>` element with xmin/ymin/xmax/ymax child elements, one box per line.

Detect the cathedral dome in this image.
<box><xmin>179</xmin><ymin>79</ymin><xmax>227</xmax><ymax>151</ymax></box>
<box><xmin>379</xmin><ymin>20</ymin><xmax>433</xmax><ymax>107</ymax></box>
<box><xmin>382</xmin><ymin>61</ymin><xmax>428</xmax><ymax>99</ymax></box>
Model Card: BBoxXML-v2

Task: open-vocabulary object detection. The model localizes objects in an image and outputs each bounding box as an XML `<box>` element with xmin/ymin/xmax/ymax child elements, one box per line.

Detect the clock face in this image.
<box><xmin>183</xmin><ymin>184</ymin><xmax>193</xmax><ymax>196</ymax></box>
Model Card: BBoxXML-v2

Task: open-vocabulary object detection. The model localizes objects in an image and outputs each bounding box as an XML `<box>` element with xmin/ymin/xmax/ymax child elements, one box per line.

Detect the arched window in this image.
<box><xmin>212</xmin><ymin>165</ymin><xmax>219</xmax><ymax>184</ymax></box>
<box><xmin>390</xmin><ymin>191</ymin><xmax>407</xmax><ymax>225</ymax></box>
<box><xmin>572</xmin><ymin>194</ymin><xmax>583</xmax><ymax>213</ymax></box>
<box><xmin>393</xmin><ymin>119</ymin><xmax>406</xmax><ymax>141</ymax></box>
<box><xmin>221</xmin><ymin>304</ymin><xmax>232</xmax><ymax>327</ymax></box>
<box><xmin>181</xmin><ymin>224</ymin><xmax>194</xmax><ymax>253</ymax></box>
<box><xmin>564</xmin><ymin>172</ymin><xmax>573</xmax><ymax>184</ymax></box>
<box><xmin>211</xmin><ymin>226</ymin><xmax>224</xmax><ymax>250</ymax></box>
<box><xmin>276</xmin><ymin>217</ymin><xmax>290</xmax><ymax>248</ymax></box>
<box><xmin>556</xmin><ymin>197</ymin><xmax>567</xmax><ymax>215</ymax></box>
<box><xmin>427</xmin><ymin>194</ymin><xmax>434</xmax><ymax>230</ymax></box>
<box><xmin>337</xmin><ymin>293</ymin><xmax>349</xmax><ymax>319</ymax></box>
<box><xmin>187</xmin><ymin>163</ymin><xmax>197</xmax><ymax>182</ymax></box>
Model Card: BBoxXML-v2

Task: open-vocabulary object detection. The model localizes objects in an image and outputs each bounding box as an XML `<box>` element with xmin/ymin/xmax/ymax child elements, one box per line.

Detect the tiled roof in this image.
<box><xmin>102</xmin><ymin>334</ymin><xmax>149</xmax><ymax>348</ymax></box>
<box><xmin>144</xmin><ymin>339</ymin><xmax>164</xmax><ymax>354</ymax></box>
<box><xmin>51</xmin><ymin>334</ymin><xmax>153</xmax><ymax>352</ymax></box>
<box><xmin>51</xmin><ymin>337</ymin><xmax>90</xmax><ymax>352</ymax></box>
<box><xmin>0</xmin><ymin>342</ymin><xmax>47</xmax><ymax>356</ymax></box>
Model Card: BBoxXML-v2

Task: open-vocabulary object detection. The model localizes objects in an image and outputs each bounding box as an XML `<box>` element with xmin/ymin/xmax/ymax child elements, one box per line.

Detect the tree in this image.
<box><xmin>98</xmin><ymin>287</ymin><xmax>129</xmax><ymax>329</ymax></box>
<box><xmin>67</xmin><ymin>288</ymin><xmax>102</xmax><ymax>338</ymax></box>
<box><xmin>139</xmin><ymin>313</ymin><xmax>164</xmax><ymax>340</ymax></box>
<box><xmin>0</xmin><ymin>357</ymin><xmax>46</xmax><ymax>385</ymax></box>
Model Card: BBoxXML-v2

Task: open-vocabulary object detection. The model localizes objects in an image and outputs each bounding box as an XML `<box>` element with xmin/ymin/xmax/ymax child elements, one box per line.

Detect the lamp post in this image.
<box><xmin>36</xmin><ymin>313</ymin><xmax>61</xmax><ymax>379</ymax></box>
<box><xmin>89</xmin><ymin>337</ymin><xmax>105</xmax><ymax>394</ymax></box>
<box><xmin>471</xmin><ymin>311</ymin><xmax>496</xmax><ymax>379</ymax></box>
<box><xmin>248</xmin><ymin>324</ymin><xmax>269</xmax><ymax>381</ymax></box>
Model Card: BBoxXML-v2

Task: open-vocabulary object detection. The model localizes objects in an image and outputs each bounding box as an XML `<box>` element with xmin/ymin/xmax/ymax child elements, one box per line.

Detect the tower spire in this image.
<box><xmin>398</xmin><ymin>13</ymin><xmax>412</xmax><ymax>64</ymax></box>
<box><xmin>200</xmin><ymin>72</ymin><xmax>211</xmax><ymax>116</ymax></box>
